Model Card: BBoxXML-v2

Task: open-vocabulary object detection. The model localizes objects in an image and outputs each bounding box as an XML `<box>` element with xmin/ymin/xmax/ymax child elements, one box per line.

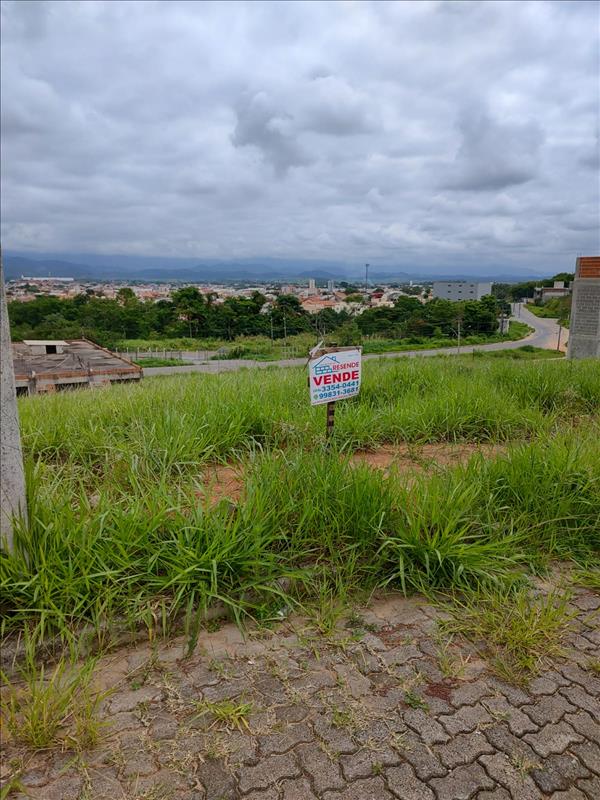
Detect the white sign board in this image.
<box><xmin>308</xmin><ymin>348</ymin><xmax>362</xmax><ymax>406</ymax></box>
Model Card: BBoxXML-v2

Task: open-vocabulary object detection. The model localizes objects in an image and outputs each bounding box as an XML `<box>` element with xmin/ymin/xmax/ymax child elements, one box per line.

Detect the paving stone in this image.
<box><xmin>479</xmin><ymin>752</ymin><xmax>541</xmax><ymax>800</ymax></box>
<box><xmin>254</xmin><ymin>674</ymin><xmax>287</xmax><ymax>699</ymax></box>
<box><xmin>524</xmin><ymin>721</ymin><xmax>584</xmax><ymax>758</ymax></box>
<box><xmin>546</xmin><ymin>791</ymin><xmax>587</xmax><ymax>800</ymax></box>
<box><xmin>322</xmin><ymin>776</ymin><xmax>394</xmax><ymax>799</ymax></box>
<box><xmin>76</xmin><ymin>767</ymin><xmax>122</xmax><ymax>800</ymax></box>
<box><xmin>403</xmin><ymin>707</ymin><xmax>450</xmax><ymax>745</ymax></box>
<box><xmin>292</xmin><ymin>668</ymin><xmax>337</xmax><ymax>694</ymax></box>
<box><xmin>121</xmin><ymin>753</ymin><xmax>157</xmax><ymax>778</ymax></box>
<box><xmin>450</xmin><ymin>678</ymin><xmax>494</xmax><ymax>707</ymax></box>
<box><xmin>150</xmin><ymin>712</ymin><xmax>179</xmax><ymax>740</ymax></box>
<box><xmin>275</xmin><ymin>704</ymin><xmax>309</xmax><ymax>723</ymax></box>
<box><xmin>523</xmin><ymin>693</ymin><xmax>578</xmax><ymax>726</ymax></box>
<box><xmin>259</xmin><ymin>721</ymin><xmax>313</xmax><ymax>755</ymax></box>
<box><xmin>486</xmin><ymin>678</ymin><xmax>531</xmax><ymax>706</ymax></box>
<box><xmin>567</xmin><ymin>633</ymin><xmax>598</xmax><ymax>653</ymax></box>
<box><xmin>130</xmin><ymin>768</ymin><xmax>190</xmax><ymax>797</ymax></box>
<box><xmin>339</xmin><ymin>746</ymin><xmax>401</xmax><ymax>780</ymax></box>
<box><xmin>201</xmin><ymin>679</ymin><xmax>247</xmax><ymax>703</ymax></box>
<box><xmin>476</xmin><ymin>789</ymin><xmax>511</xmax><ymax>800</ymax></box>
<box><xmin>483</xmin><ymin>722</ymin><xmax>540</xmax><ymax>762</ymax></box>
<box><xmin>401</xmin><ymin>739</ymin><xmax>448</xmax><ymax>780</ymax></box>
<box><xmin>109</xmin><ymin>685</ymin><xmax>162</xmax><ymax>713</ymax></box>
<box><xmin>334</xmin><ymin>663</ymin><xmax>372</xmax><ymax>698</ymax></box>
<box><xmin>107</xmin><ymin>710</ymin><xmax>145</xmax><ymax>732</ymax></box>
<box><xmin>560</xmin><ymin>685</ymin><xmax>600</xmax><ymax>717</ymax></box>
<box><xmin>530</xmin><ymin>752</ymin><xmax>590</xmax><ymax>793</ymax></box>
<box><xmin>572</xmin><ymin>593</ymin><xmax>600</xmax><ymax>611</ymax></box>
<box><xmin>564</xmin><ymin>710</ymin><xmax>600</xmax><ymax>745</ymax></box>
<box><xmin>429</xmin><ymin>762</ymin><xmax>494</xmax><ymax>800</ymax></box>
<box><xmin>19</xmin><ymin>768</ymin><xmax>48</xmax><ymax>788</ymax></box>
<box><xmin>226</xmin><ymin>729</ymin><xmax>260</xmax><ymax>766</ymax></box>
<box><xmin>238</xmin><ymin>752</ymin><xmax>299</xmax><ymax>793</ymax></box>
<box><xmin>245</xmin><ymin>789</ymin><xmax>279</xmax><ymax>800</ymax></box>
<box><xmin>381</xmin><ymin>644</ymin><xmax>422</xmax><ymax>667</ymax></box>
<box><xmin>37</xmin><ymin>776</ymin><xmax>83</xmax><ymax>800</ymax></box>
<box><xmin>438</xmin><ymin>702</ymin><xmax>493</xmax><ymax>735</ymax></box>
<box><xmin>184</xmin><ymin>663</ymin><xmax>221</xmax><ymax>688</ymax></box>
<box><xmin>313</xmin><ymin>713</ymin><xmax>358</xmax><ymax>754</ymax></box>
<box><xmin>386</xmin><ymin>763</ymin><xmax>435</xmax><ymax>800</ymax></box>
<box><xmin>482</xmin><ymin>695</ymin><xmax>538</xmax><ymax>735</ymax></box>
<box><xmin>529</xmin><ymin>672</ymin><xmax>569</xmax><ymax>695</ymax></box>
<box><xmin>360</xmin><ymin>632</ymin><xmax>387</xmax><ymax>652</ymax></box>
<box><xmin>561</xmin><ymin>664</ymin><xmax>600</xmax><ymax>696</ymax></box>
<box><xmin>281</xmin><ymin>776</ymin><xmax>318</xmax><ymax>800</ymax></box>
<box><xmin>571</xmin><ymin>740</ymin><xmax>600</xmax><ymax>775</ymax></box>
<box><xmin>295</xmin><ymin>742</ymin><xmax>346</xmax><ymax>794</ymax></box>
<box><xmin>581</xmin><ymin>626</ymin><xmax>600</xmax><ymax>646</ymax></box>
<box><xmin>434</xmin><ymin>731</ymin><xmax>494</xmax><ymax>768</ymax></box>
<box><xmin>577</xmin><ymin>774</ymin><xmax>600</xmax><ymax>799</ymax></box>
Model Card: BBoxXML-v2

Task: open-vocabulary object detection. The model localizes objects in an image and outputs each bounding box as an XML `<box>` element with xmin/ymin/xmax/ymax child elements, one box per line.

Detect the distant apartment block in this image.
<box><xmin>432</xmin><ymin>281</ymin><xmax>492</xmax><ymax>301</ymax></box>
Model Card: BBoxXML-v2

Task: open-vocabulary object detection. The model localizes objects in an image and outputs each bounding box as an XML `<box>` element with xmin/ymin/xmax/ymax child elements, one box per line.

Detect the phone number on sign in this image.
<box><xmin>314</xmin><ymin>382</ymin><xmax>359</xmax><ymax>401</ymax></box>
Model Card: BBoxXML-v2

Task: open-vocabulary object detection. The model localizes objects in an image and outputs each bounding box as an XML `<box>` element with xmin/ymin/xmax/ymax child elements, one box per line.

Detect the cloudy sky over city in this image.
<box><xmin>1</xmin><ymin>0</ymin><xmax>598</xmax><ymax>274</ymax></box>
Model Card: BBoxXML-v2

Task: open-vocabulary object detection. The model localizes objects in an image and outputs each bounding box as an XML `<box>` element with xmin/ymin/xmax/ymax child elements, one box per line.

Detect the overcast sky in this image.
<box><xmin>1</xmin><ymin>0</ymin><xmax>598</xmax><ymax>274</ymax></box>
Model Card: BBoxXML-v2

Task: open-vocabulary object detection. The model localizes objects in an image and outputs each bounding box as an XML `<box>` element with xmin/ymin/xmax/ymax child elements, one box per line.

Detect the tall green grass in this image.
<box><xmin>2</xmin><ymin>358</ymin><xmax>598</xmax><ymax>644</ymax></box>
<box><xmin>17</xmin><ymin>359</ymin><xmax>600</xmax><ymax>470</ymax></box>
<box><xmin>2</xmin><ymin>426</ymin><xmax>598</xmax><ymax>640</ymax></box>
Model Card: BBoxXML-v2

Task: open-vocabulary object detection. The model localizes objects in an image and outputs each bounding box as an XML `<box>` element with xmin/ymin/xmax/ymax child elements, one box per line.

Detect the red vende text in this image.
<box><xmin>312</xmin><ymin>370</ymin><xmax>359</xmax><ymax>386</ymax></box>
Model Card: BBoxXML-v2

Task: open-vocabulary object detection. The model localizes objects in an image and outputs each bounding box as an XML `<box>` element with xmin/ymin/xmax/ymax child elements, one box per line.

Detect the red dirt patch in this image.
<box><xmin>425</xmin><ymin>681</ymin><xmax>455</xmax><ymax>701</ymax></box>
<box><xmin>351</xmin><ymin>443</ymin><xmax>506</xmax><ymax>474</ymax></box>
<box><xmin>195</xmin><ymin>464</ymin><xmax>244</xmax><ymax>507</ymax></box>
<box><xmin>378</xmin><ymin>622</ymin><xmax>416</xmax><ymax>646</ymax></box>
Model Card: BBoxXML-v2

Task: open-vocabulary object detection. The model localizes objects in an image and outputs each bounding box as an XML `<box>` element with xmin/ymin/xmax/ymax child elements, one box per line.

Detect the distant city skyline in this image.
<box><xmin>1</xmin><ymin>1</ymin><xmax>598</xmax><ymax>273</ymax></box>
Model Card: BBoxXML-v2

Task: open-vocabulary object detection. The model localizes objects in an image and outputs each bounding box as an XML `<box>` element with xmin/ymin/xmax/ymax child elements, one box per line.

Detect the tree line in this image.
<box><xmin>8</xmin><ymin>287</ymin><xmax>504</xmax><ymax>349</ymax></box>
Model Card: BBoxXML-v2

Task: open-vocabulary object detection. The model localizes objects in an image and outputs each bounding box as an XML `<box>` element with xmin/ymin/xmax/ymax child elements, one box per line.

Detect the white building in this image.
<box><xmin>432</xmin><ymin>281</ymin><xmax>493</xmax><ymax>301</ymax></box>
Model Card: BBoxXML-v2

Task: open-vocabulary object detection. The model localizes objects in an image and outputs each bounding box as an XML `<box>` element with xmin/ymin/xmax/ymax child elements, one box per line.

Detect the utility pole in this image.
<box><xmin>365</xmin><ymin>263</ymin><xmax>369</xmax><ymax>296</ymax></box>
<box><xmin>457</xmin><ymin>319</ymin><xmax>461</xmax><ymax>354</ymax></box>
<box><xmin>0</xmin><ymin>249</ymin><xmax>27</xmax><ymax>553</ymax></box>
<box><xmin>557</xmin><ymin>323</ymin><xmax>562</xmax><ymax>352</ymax></box>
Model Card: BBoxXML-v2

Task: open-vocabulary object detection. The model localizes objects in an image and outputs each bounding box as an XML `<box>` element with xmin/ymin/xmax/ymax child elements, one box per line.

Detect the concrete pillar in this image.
<box><xmin>0</xmin><ymin>251</ymin><xmax>27</xmax><ymax>552</ymax></box>
<box><xmin>567</xmin><ymin>257</ymin><xmax>600</xmax><ymax>359</ymax></box>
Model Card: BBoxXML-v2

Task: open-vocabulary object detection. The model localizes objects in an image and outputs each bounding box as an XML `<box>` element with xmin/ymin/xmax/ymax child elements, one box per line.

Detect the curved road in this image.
<box><xmin>143</xmin><ymin>303</ymin><xmax>564</xmax><ymax>377</ymax></box>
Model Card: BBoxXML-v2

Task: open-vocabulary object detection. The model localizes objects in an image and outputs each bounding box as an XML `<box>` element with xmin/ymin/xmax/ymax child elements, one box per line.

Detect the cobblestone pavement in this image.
<box><xmin>3</xmin><ymin>585</ymin><xmax>599</xmax><ymax>800</ymax></box>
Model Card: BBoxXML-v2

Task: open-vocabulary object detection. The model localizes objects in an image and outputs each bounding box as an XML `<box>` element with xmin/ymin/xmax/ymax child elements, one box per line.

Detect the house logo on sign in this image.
<box><xmin>313</xmin><ymin>355</ymin><xmax>341</xmax><ymax>375</ymax></box>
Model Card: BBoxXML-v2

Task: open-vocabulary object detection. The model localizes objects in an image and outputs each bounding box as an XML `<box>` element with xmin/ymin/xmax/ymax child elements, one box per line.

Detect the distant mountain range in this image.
<box><xmin>3</xmin><ymin>252</ymin><xmax>546</xmax><ymax>284</ymax></box>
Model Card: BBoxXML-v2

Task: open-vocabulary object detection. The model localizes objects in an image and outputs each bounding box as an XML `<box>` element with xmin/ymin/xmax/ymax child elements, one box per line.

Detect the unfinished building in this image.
<box><xmin>13</xmin><ymin>339</ymin><xmax>142</xmax><ymax>395</ymax></box>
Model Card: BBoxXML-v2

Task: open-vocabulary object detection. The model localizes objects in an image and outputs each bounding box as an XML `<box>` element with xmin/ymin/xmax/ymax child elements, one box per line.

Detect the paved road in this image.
<box><xmin>10</xmin><ymin>581</ymin><xmax>600</xmax><ymax>799</ymax></box>
<box><xmin>143</xmin><ymin>304</ymin><xmax>563</xmax><ymax>377</ymax></box>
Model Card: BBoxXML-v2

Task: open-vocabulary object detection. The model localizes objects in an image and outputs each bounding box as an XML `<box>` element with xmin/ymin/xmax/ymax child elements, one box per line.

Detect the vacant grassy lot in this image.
<box><xmin>1</xmin><ymin>357</ymin><xmax>598</xmax><ymax>647</ymax></box>
<box><xmin>117</xmin><ymin>321</ymin><xmax>532</xmax><ymax>360</ymax></box>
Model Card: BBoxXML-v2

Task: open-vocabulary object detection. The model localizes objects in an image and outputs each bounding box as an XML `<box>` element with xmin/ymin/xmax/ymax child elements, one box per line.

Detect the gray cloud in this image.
<box><xmin>1</xmin><ymin>0</ymin><xmax>598</xmax><ymax>274</ymax></box>
<box><xmin>444</xmin><ymin>107</ymin><xmax>544</xmax><ymax>191</ymax></box>
<box><xmin>232</xmin><ymin>92</ymin><xmax>310</xmax><ymax>175</ymax></box>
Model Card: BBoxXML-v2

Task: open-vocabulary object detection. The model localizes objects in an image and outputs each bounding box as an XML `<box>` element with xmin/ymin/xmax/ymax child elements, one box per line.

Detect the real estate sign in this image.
<box><xmin>308</xmin><ymin>348</ymin><xmax>362</xmax><ymax>406</ymax></box>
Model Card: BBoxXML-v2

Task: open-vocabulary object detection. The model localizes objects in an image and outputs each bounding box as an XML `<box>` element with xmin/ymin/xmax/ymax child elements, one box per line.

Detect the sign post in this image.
<box><xmin>308</xmin><ymin>346</ymin><xmax>362</xmax><ymax>438</ymax></box>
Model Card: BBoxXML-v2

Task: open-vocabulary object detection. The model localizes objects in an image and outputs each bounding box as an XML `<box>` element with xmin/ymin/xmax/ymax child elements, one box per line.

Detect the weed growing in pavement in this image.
<box><xmin>587</xmin><ymin>658</ymin><xmax>600</xmax><ymax>675</ymax></box>
<box><xmin>194</xmin><ymin>699</ymin><xmax>253</xmax><ymax>731</ymax></box>
<box><xmin>403</xmin><ymin>690</ymin><xmax>429</xmax><ymax>711</ymax></box>
<box><xmin>435</xmin><ymin>635</ymin><xmax>470</xmax><ymax>680</ymax></box>
<box><xmin>0</xmin><ymin>654</ymin><xmax>108</xmax><ymax>750</ymax></box>
<box><xmin>439</xmin><ymin>586</ymin><xmax>575</xmax><ymax>684</ymax></box>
